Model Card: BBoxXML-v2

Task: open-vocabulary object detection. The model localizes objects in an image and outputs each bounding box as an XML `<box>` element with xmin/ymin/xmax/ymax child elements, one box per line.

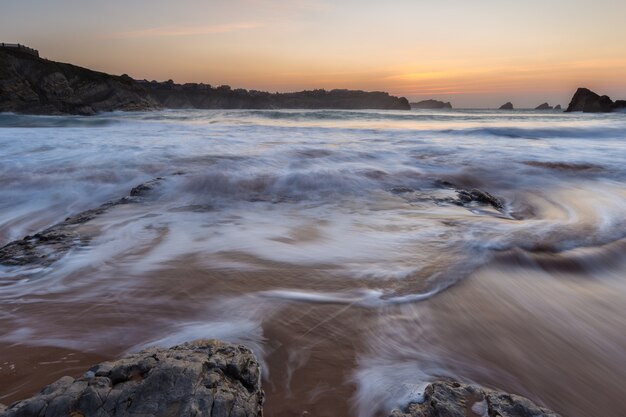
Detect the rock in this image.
<box><xmin>565</xmin><ymin>87</ymin><xmax>626</xmax><ymax>113</ymax></box>
<box><xmin>0</xmin><ymin>177</ymin><xmax>164</xmax><ymax>267</ymax></box>
<box><xmin>535</xmin><ymin>102</ymin><xmax>553</xmax><ymax>110</ymax></box>
<box><xmin>0</xmin><ymin>339</ymin><xmax>264</xmax><ymax>417</ymax></box>
<box><xmin>565</xmin><ymin>88</ymin><xmax>613</xmax><ymax>112</ymax></box>
<box><xmin>144</xmin><ymin>84</ymin><xmax>411</xmax><ymax>110</ymax></box>
<box><xmin>554</xmin><ymin>104</ymin><xmax>562</xmax><ymax>110</ymax></box>
<box><xmin>410</xmin><ymin>100</ymin><xmax>452</xmax><ymax>109</ymax></box>
<box><xmin>0</xmin><ymin>49</ymin><xmax>410</xmax><ymax>114</ymax></box>
<box><xmin>456</xmin><ymin>189</ymin><xmax>504</xmax><ymax>211</ymax></box>
<box><xmin>0</xmin><ymin>49</ymin><xmax>158</xmax><ymax>115</ymax></box>
<box><xmin>498</xmin><ymin>102</ymin><xmax>513</xmax><ymax>110</ymax></box>
<box><xmin>389</xmin><ymin>380</ymin><xmax>559</xmax><ymax>417</ymax></box>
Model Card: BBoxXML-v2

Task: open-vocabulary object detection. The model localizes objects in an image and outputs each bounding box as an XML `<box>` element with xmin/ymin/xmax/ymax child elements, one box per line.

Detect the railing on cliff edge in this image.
<box><xmin>0</xmin><ymin>43</ymin><xmax>39</xmax><ymax>57</ymax></box>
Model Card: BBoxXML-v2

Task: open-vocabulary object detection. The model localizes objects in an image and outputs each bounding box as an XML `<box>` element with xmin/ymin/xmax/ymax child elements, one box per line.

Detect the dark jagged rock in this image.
<box><xmin>565</xmin><ymin>87</ymin><xmax>626</xmax><ymax>113</ymax></box>
<box><xmin>0</xmin><ymin>178</ymin><xmax>164</xmax><ymax>267</ymax></box>
<box><xmin>0</xmin><ymin>339</ymin><xmax>264</xmax><ymax>417</ymax></box>
<box><xmin>142</xmin><ymin>82</ymin><xmax>411</xmax><ymax>110</ymax></box>
<box><xmin>535</xmin><ymin>102</ymin><xmax>553</xmax><ymax>110</ymax></box>
<box><xmin>410</xmin><ymin>100</ymin><xmax>452</xmax><ymax>109</ymax></box>
<box><xmin>0</xmin><ymin>49</ymin><xmax>158</xmax><ymax>115</ymax></box>
<box><xmin>389</xmin><ymin>380</ymin><xmax>559</xmax><ymax>417</ymax></box>
<box><xmin>0</xmin><ymin>50</ymin><xmax>410</xmax><ymax>114</ymax></box>
<box><xmin>554</xmin><ymin>104</ymin><xmax>562</xmax><ymax>110</ymax></box>
<box><xmin>498</xmin><ymin>102</ymin><xmax>513</xmax><ymax>110</ymax></box>
<box><xmin>456</xmin><ymin>189</ymin><xmax>504</xmax><ymax>211</ymax></box>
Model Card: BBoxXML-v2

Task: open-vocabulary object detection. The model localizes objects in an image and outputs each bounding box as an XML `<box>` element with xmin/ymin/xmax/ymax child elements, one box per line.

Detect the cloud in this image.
<box><xmin>106</xmin><ymin>23</ymin><xmax>260</xmax><ymax>39</ymax></box>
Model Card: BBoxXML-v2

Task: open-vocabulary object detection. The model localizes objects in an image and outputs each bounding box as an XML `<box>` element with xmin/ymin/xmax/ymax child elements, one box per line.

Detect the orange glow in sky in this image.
<box><xmin>3</xmin><ymin>0</ymin><xmax>626</xmax><ymax>107</ymax></box>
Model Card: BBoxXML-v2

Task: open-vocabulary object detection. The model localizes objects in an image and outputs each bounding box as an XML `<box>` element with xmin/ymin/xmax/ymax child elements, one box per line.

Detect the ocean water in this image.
<box><xmin>0</xmin><ymin>109</ymin><xmax>625</xmax><ymax>416</ymax></box>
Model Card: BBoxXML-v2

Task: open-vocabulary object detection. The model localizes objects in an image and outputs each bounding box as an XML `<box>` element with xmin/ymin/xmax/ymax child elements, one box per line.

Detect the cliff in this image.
<box><xmin>410</xmin><ymin>99</ymin><xmax>452</xmax><ymax>109</ymax></box>
<box><xmin>565</xmin><ymin>87</ymin><xmax>626</xmax><ymax>113</ymax></box>
<box><xmin>0</xmin><ymin>49</ymin><xmax>157</xmax><ymax>115</ymax></box>
<box><xmin>0</xmin><ymin>50</ymin><xmax>410</xmax><ymax>114</ymax></box>
<box><xmin>142</xmin><ymin>80</ymin><xmax>410</xmax><ymax>110</ymax></box>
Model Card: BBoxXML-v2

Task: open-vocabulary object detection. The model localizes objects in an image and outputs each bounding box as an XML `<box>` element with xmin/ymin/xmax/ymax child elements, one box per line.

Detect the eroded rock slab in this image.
<box><xmin>0</xmin><ymin>339</ymin><xmax>264</xmax><ymax>417</ymax></box>
<box><xmin>0</xmin><ymin>177</ymin><xmax>164</xmax><ymax>267</ymax></box>
<box><xmin>455</xmin><ymin>189</ymin><xmax>504</xmax><ymax>211</ymax></box>
<box><xmin>389</xmin><ymin>380</ymin><xmax>559</xmax><ymax>417</ymax></box>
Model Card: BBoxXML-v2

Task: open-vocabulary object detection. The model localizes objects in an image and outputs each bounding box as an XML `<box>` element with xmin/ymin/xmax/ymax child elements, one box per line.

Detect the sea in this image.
<box><xmin>0</xmin><ymin>108</ymin><xmax>625</xmax><ymax>416</ymax></box>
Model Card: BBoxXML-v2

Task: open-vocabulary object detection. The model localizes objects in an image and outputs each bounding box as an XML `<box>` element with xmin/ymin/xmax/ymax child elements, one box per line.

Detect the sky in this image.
<box><xmin>2</xmin><ymin>0</ymin><xmax>626</xmax><ymax>108</ymax></box>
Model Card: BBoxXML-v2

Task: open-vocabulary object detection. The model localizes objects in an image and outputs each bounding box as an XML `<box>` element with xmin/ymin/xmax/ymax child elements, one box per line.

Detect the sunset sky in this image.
<box><xmin>2</xmin><ymin>0</ymin><xmax>626</xmax><ymax>107</ymax></box>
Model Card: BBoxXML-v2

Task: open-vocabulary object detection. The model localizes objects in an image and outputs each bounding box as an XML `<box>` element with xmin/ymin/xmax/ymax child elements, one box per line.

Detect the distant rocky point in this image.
<box><xmin>554</xmin><ymin>104</ymin><xmax>562</xmax><ymax>110</ymax></box>
<box><xmin>565</xmin><ymin>87</ymin><xmax>626</xmax><ymax>113</ymax></box>
<box><xmin>143</xmin><ymin>80</ymin><xmax>410</xmax><ymax>111</ymax></box>
<box><xmin>410</xmin><ymin>99</ymin><xmax>452</xmax><ymax>109</ymax></box>
<box><xmin>0</xmin><ymin>46</ymin><xmax>410</xmax><ymax>115</ymax></box>
<box><xmin>499</xmin><ymin>102</ymin><xmax>514</xmax><ymax>110</ymax></box>
<box><xmin>535</xmin><ymin>102</ymin><xmax>553</xmax><ymax>110</ymax></box>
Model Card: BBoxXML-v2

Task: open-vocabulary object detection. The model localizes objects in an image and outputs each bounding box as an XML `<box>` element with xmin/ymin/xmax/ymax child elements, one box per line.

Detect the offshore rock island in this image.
<box><xmin>0</xmin><ymin>47</ymin><xmax>410</xmax><ymax>115</ymax></box>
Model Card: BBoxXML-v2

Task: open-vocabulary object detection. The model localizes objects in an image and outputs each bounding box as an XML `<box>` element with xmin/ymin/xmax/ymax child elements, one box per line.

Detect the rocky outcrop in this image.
<box><xmin>0</xmin><ymin>50</ymin><xmax>410</xmax><ymax>114</ymax></box>
<box><xmin>554</xmin><ymin>104</ymin><xmax>562</xmax><ymax>110</ymax></box>
<box><xmin>389</xmin><ymin>380</ymin><xmax>559</xmax><ymax>417</ymax></box>
<box><xmin>0</xmin><ymin>342</ymin><xmax>562</xmax><ymax>417</ymax></box>
<box><xmin>0</xmin><ymin>339</ymin><xmax>264</xmax><ymax>417</ymax></box>
<box><xmin>410</xmin><ymin>100</ymin><xmax>452</xmax><ymax>109</ymax></box>
<box><xmin>498</xmin><ymin>102</ymin><xmax>513</xmax><ymax>110</ymax></box>
<box><xmin>535</xmin><ymin>102</ymin><xmax>553</xmax><ymax>110</ymax></box>
<box><xmin>0</xmin><ymin>177</ymin><xmax>164</xmax><ymax>267</ymax></box>
<box><xmin>455</xmin><ymin>189</ymin><xmax>504</xmax><ymax>211</ymax></box>
<box><xmin>142</xmin><ymin>81</ymin><xmax>411</xmax><ymax>110</ymax></box>
<box><xmin>0</xmin><ymin>49</ymin><xmax>157</xmax><ymax>115</ymax></box>
<box><xmin>565</xmin><ymin>88</ymin><xmax>626</xmax><ymax>113</ymax></box>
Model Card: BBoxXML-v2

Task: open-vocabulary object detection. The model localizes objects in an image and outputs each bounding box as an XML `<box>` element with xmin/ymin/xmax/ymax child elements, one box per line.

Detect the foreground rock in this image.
<box><xmin>565</xmin><ymin>87</ymin><xmax>626</xmax><ymax>113</ymax></box>
<box><xmin>535</xmin><ymin>102</ymin><xmax>553</xmax><ymax>110</ymax></box>
<box><xmin>498</xmin><ymin>102</ymin><xmax>513</xmax><ymax>110</ymax></box>
<box><xmin>390</xmin><ymin>380</ymin><xmax>559</xmax><ymax>417</ymax></box>
<box><xmin>0</xmin><ymin>177</ymin><xmax>163</xmax><ymax>267</ymax></box>
<box><xmin>0</xmin><ymin>48</ymin><xmax>410</xmax><ymax>114</ymax></box>
<box><xmin>410</xmin><ymin>100</ymin><xmax>452</xmax><ymax>109</ymax></box>
<box><xmin>0</xmin><ymin>340</ymin><xmax>264</xmax><ymax>417</ymax></box>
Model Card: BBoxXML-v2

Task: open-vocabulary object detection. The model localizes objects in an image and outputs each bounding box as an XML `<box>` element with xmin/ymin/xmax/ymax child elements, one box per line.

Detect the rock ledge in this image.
<box><xmin>0</xmin><ymin>340</ymin><xmax>264</xmax><ymax>417</ymax></box>
<box><xmin>389</xmin><ymin>380</ymin><xmax>559</xmax><ymax>417</ymax></box>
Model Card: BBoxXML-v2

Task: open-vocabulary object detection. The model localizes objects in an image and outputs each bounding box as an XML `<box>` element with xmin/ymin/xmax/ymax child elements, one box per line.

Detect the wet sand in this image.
<box><xmin>1</xmin><ymin>240</ymin><xmax>625</xmax><ymax>416</ymax></box>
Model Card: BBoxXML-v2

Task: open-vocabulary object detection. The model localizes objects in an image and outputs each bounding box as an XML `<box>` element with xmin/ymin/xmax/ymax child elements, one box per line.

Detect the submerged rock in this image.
<box><xmin>410</xmin><ymin>100</ymin><xmax>452</xmax><ymax>109</ymax></box>
<box><xmin>389</xmin><ymin>380</ymin><xmax>559</xmax><ymax>417</ymax></box>
<box><xmin>0</xmin><ymin>177</ymin><xmax>164</xmax><ymax>267</ymax></box>
<box><xmin>565</xmin><ymin>87</ymin><xmax>626</xmax><ymax>113</ymax></box>
<box><xmin>498</xmin><ymin>102</ymin><xmax>514</xmax><ymax>110</ymax></box>
<box><xmin>0</xmin><ymin>339</ymin><xmax>264</xmax><ymax>417</ymax></box>
<box><xmin>456</xmin><ymin>189</ymin><xmax>504</xmax><ymax>211</ymax></box>
<box><xmin>535</xmin><ymin>102</ymin><xmax>553</xmax><ymax>110</ymax></box>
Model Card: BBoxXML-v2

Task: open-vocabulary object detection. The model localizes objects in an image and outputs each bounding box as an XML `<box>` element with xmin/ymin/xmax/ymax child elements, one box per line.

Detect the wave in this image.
<box><xmin>0</xmin><ymin>113</ymin><xmax>120</xmax><ymax>128</ymax></box>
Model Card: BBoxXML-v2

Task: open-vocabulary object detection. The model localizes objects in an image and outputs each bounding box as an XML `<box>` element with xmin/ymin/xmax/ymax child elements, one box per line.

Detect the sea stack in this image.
<box><xmin>565</xmin><ymin>87</ymin><xmax>626</xmax><ymax>113</ymax></box>
<box><xmin>410</xmin><ymin>99</ymin><xmax>452</xmax><ymax>109</ymax></box>
<box><xmin>535</xmin><ymin>102</ymin><xmax>553</xmax><ymax>110</ymax></box>
<box><xmin>499</xmin><ymin>102</ymin><xmax>514</xmax><ymax>110</ymax></box>
<box><xmin>554</xmin><ymin>104</ymin><xmax>562</xmax><ymax>110</ymax></box>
